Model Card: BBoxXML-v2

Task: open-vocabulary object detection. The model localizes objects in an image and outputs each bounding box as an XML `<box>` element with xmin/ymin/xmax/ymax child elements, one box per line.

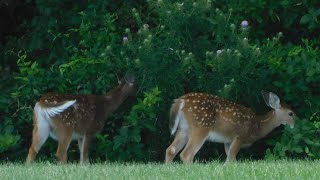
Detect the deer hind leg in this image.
<box><xmin>180</xmin><ymin>128</ymin><xmax>209</xmax><ymax>164</ymax></box>
<box><xmin>78</xmin><ymin>135</ymin><xmax>92</xmax><ymax>164</ymax></box>
<box><xmin>26</xmin><ymin>110</ymin><xmax>50</xmax><ymax>164</ymax></box>
<box><xmin>226</xmin><ymin>136</ymin><xmax>242</xmax><ymax>163</ymax></box>
<box><xmin>165</xmin><ymin>130</ymin><xmax>188</xmax><ymax>163</ymax></box>
<box><xmin>55</xmin><ymin>128</ymin><xmax>73</xmax><ymax>164</ymax></box>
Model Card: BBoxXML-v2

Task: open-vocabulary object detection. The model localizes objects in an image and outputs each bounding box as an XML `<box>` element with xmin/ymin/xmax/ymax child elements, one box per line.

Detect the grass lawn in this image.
<box><xmin>0</xmin><ymin>160</ymin><xmax>319</xmax><ymax>180</ymax></box>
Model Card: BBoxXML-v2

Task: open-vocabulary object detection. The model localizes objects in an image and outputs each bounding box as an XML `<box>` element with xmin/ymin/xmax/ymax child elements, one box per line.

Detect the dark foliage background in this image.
<box><xmin>0</xmin><ymin>0</ymin><xmax>319</xmax><ymax>162</ymax></box>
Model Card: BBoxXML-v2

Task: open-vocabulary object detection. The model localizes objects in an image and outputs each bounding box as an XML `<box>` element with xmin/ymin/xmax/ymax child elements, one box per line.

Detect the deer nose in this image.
<box><xmin>289</xmin><ymin>123</ymin><xmax>294</xmax><ymax>128</ymax></box>
<box><xmin>288</xmin><ymin>119</ymin><xmax>295</xmax><ymax>128</ymax></box>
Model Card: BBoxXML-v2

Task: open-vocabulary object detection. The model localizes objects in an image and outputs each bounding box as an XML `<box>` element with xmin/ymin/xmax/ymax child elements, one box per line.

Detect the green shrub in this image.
<box><xmin>264</xmin><ymin>41</ymin><xmax>320</xmax><ymax>159</ymax></box>
<box><xmin>215</xmin><ymin>0</ymin><xmax>320</xmax><ymax>40</ymax></box>
<box><xmin>266</xmin><ymin>113</ymin><xmax>320</xmax><ymax>159</ymax></box>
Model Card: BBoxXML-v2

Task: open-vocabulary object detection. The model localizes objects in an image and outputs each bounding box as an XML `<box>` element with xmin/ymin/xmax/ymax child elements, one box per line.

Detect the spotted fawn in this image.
<box><xmin>165</xmin><ymin>91</ymin><xmax>295</xmax><ymax>163</ymax></box>
<box><xmin>26</xmin><ymin>74</ymin><xmax>136</xmax><ymax>164</ymax></box>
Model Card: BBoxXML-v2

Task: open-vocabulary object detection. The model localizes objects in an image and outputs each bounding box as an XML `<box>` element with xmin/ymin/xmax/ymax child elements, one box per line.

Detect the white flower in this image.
<box><xmin>241</xmin><ymin>20</ymin><xmax>249</xmax><ymax>27</ymax></box>
<box><xmin>243</xmin><ymin>38</ymin><xmax>248</xmax><ymax>44</ymax></box>
<box><xmin>230</xmin><ymin>24</ymin><xmax>236</xmax><ymax>30</ymax></box>
<box><xmin>123</xmin><ymin>36</ymin><xmax>128</xmax><ymax>43</ymax></box>
<box><xmin>143</xmin><ymin>24</ymin><xmax>149</xmax><ymax>29</ymax></box>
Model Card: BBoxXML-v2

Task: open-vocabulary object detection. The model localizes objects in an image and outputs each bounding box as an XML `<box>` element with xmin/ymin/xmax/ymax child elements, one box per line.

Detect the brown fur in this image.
<box><xmin>166</xmin><ymin>92</ymin><xmax>295</xmax><ymax>163</ymax></box>
<box><xmin>26</xmin><ymin>75</ymin><xmax>136</xmax><ymax>164</ymax></box>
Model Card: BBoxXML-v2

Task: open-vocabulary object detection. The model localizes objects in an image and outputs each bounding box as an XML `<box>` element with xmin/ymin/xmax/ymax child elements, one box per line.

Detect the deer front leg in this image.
<box><xmin>56</xmin><ymin>129</ymin><xmax>73</xmax><ymax>164</ymax></box>
<box><xmin>78</xmin><ymin>135</ymin><xmax>92</xmax><ymax>164</ymax></box>
<box><xmin>180</xmin><ymin>129</ymin><xmax>209</xmax><ymax>164</ymax></box>
<box><xmin>224</xmin><ymin>143</ymin><xmax>230</xmax><ymax>156</ymax></box>
<box><xmin>226</xmin><ymin>137</ymin><xmax>242</xmax><ymax>163</ymax></box>
<box><xmin>78</xmin><ymin>137</ymin><xmax>84</xmax><ymax>163</ymax></box>
<box><xmin>165</xmin><ymin>130</ymin><xmax>188</xmax><ymax>163</ymax></box>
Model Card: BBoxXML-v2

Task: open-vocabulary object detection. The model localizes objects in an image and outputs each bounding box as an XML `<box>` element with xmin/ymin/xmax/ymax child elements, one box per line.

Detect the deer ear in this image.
<box><xmin>261</xmin><ymin>91</ymin><xmax>281</xmax><ymax>109</ymax></box>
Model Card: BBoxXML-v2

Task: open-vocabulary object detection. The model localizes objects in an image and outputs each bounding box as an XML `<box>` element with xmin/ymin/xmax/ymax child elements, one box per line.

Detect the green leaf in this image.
<box><xmin>31</xmin><ymin>61</ymin><xmax>38</xmax><ymax>70</ymax></box>
<box><xmin>292</xmin><ymin>147</ymin><xmax>303</xmax><ymax>153</ymax></box>
<box><xmin>300</xmin><ymin>14</ymin><xmax>311</xmax><ymax>24</ymax></box>
<box><xmin>305</xmin><ymin>147</ymin><xmax>309</xmax><ymax>153</ymax></box>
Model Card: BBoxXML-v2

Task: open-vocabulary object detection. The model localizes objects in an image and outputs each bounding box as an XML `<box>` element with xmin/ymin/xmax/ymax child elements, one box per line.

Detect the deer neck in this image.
<box><xmin>104</xmin><ymin>86</ymin><xmax>130</xmax><ymax>113</ymax></box>
<box><xmin>256</xmin><ymin>110</ymin><xmax>281</xmax><ymax>139</ymax></box>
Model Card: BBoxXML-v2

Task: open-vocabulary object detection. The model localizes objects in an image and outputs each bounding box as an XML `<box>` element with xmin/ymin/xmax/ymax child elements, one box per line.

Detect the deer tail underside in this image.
<box><xmin>169</xmin><ymin>99</ymin><xmax>185</xmax><ymax>135</ymax></box>
<box><xmin>35</xmin><ymin>100</ymin><xmax>77</xmax><ymax>119</ymax></box>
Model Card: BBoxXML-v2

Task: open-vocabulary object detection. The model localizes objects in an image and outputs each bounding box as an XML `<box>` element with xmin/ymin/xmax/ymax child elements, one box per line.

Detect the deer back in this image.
<box><xmin>38</xmin><ymin>93</ymin><xmax>101</xmax><ymax>134</ymax></box>
<box><xmin>36</xmin><ymin>74</ymin><xmax>136</xmax><ymax>135</ymax></box>
<box><xmin>178</xmin><ymin>93</ymin><xmax>259</xmax><ymax>138</ymax></box>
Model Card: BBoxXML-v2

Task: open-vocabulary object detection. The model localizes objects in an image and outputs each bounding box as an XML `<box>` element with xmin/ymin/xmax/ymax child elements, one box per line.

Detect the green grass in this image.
<box><xmin>0</xmin><ymin>160</ymin><xmax>319</xmax><ymax>180</ymax></box>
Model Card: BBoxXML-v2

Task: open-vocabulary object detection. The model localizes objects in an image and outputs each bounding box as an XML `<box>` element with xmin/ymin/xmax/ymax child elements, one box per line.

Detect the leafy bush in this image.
<box><xmin>266</xmin><ymin>113</ymin><xmax>320</xmax><ymax>159</ymax></box>
<box><xmin>264</xmin><ymin>41</ymin><xmax>320</xmax><ymax>159</ymax></box>
<box><xmin>215</xmin><ymin>0</ymin><xmax>320</xmax><ymax>41</ymax></box>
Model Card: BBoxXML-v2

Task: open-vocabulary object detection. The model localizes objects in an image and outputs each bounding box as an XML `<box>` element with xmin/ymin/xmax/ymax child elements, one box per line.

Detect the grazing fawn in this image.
<box><xmin>165</xmin><ymin>91</ymin><xmax>295</xmax><ymax>163</ymax></box>
<box><xmin>26</xmin><ymin>74</ymin><xmax>136</xmax><ymax>164</ymax></box>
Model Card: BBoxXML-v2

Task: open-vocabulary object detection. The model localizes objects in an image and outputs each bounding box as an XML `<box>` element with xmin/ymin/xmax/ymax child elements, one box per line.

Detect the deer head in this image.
<box><xmin>120</xmin><ymin>73</ymin><xmax>136</xmax><ymax>96</ymax></box>
<box><xmin>103</xmin><ymin>73</ymin><xmax>136</xmax><ymax>112</ymax></box>
<box><xmin>261</xmin><ymin>91</ymin><xmax>295</xmax><ymax>128</ymax></box>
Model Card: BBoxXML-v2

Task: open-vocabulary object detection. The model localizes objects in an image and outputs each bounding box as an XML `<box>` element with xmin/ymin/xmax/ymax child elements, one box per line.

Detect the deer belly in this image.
<box><xmin>241</xmin><ymin>144</ymin><xmax>252</xmax><ymax>148</ymax></box>
<box><xmin>207</xmin><ymin>132</ymin><xmax>231</xmax><ymax>143</ymax></box>
<box><xmin>49</xmin><ymin>130</ymin><xmax>59</xmax><ymax>140</ymax></box>
<box><xmin>49</xmin><ymin>130</ymin><xmax>82</xmax><ymax>141</ymax></box>
<box><xmin>71</xmin><ymin>132</ymin><xmax>82</xmax><ymax>140</ymax></box>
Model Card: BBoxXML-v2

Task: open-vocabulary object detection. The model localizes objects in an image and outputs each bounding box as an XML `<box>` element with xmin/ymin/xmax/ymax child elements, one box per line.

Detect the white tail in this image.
<box><xmin>165</xmin><ymin>91</ymin><xmax>295</xmax><ymax>163</ymax></box>
<box><xmin>26</xmin><ymin>74</ymin><xmax>136</xmax><ymax>164</ymax></box>
<box><xmin>36</xmin><ymin>100</ymin><xmax>77</xmax><ymax>118</ymax></box>
<box><xmin>169</xmin><ymin>99</ymin><xmax>185</xmax><ymax>135</ymax></box>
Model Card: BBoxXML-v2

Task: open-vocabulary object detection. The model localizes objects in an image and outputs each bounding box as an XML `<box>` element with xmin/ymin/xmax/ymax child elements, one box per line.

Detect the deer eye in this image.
<box><xmin>288</xmin><ymin>112</ymin><xmax>294</xmax><ymax>116</ymax></box>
